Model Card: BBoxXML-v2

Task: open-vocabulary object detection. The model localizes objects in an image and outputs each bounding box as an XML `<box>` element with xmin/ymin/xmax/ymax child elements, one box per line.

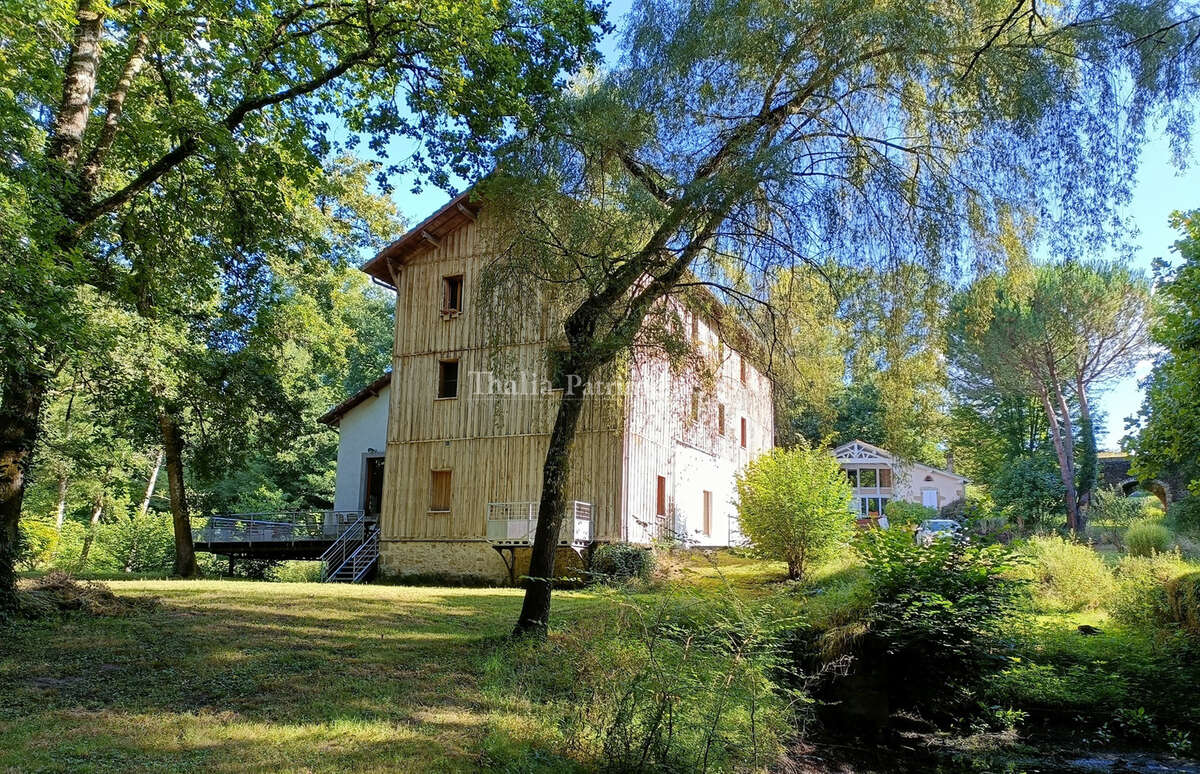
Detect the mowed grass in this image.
<box><xmin>0</xmin><ymin>580</ymin><xmax>603</xmax><ymax>774</ymax></box>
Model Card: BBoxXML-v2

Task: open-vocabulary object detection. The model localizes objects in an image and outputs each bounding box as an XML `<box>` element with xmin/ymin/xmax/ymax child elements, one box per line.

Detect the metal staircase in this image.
<box><xmin>320</xmin><ymin>516</ymin><xmax>379</xmax><ymax>583</ymax></box>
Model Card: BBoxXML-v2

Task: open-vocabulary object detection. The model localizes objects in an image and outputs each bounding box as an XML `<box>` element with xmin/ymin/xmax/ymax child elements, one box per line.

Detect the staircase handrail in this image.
<box><xmin>320</xmin><ymin>515</ymin><xmax>366</xmax><ymax>579</ymax></box>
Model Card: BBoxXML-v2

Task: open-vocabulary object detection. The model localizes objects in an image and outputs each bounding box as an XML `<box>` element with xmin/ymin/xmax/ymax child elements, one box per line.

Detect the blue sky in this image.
<box><xmin>379</xmin><ymin>0</ymin><xmax>1197</xmax><ymax>450</ymax></box>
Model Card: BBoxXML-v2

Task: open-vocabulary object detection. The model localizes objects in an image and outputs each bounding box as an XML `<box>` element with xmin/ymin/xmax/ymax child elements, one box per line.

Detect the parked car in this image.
<box><xmin>915</xmin><ymin>519</ymin><xmax>965</xmax><ymax>546</ymax></box>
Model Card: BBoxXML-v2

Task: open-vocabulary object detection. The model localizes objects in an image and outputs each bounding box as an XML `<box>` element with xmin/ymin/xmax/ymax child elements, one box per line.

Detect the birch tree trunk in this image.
<box><xmin>78</xmin><ymin>496</ymin><xmax>104</xmax><ymax>564</ymax></box>
<box><xmin>137</xmin><ymin>449</ymin><xmax>163</xmax><ymax>519</ymax></box>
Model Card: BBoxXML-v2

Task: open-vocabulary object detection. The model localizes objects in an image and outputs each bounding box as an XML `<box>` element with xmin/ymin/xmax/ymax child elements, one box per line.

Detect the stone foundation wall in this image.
<box><xmin>379</xmin><ymin>540</ymin><xmax>587</xmax><ymax>586</ymax></box>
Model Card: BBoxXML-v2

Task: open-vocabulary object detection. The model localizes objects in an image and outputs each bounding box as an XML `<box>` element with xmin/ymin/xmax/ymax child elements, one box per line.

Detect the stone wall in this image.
<box><xmin>379</xmin><ymin>539</ymin><xmax>586</xmax><ymax>586</ymax></box>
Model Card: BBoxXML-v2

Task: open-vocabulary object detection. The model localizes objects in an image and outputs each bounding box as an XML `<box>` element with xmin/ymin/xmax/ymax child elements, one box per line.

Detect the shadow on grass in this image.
<box><xmin>0</xmin><ymin>582</ymin><xmax>604</xmax><ymax>773</ymax></box>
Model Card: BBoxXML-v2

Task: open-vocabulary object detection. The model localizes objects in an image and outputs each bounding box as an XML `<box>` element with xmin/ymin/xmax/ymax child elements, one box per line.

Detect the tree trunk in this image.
<box><xmin>1074</xmin><ymin>378</ymin><xmax>1097</xmax><ymax>528</ymax></box>
<box><xmin>0</xmin><ymin>369</ymin><xmax>50</xmax><ymax>616</ymax></box>
<box><xmin>47</xmin><ymin>0</ymin><xmax>104</xmax><ymax>169</ymax></box>
<box><xmin>1037</xmin><ymin>384</ymin><xmax>1080</xmax><ymax>530</ymax></box>
<box><xmin>54</xmin><ymin>476</ymin><xmax>70</xmax><ymax>531</ymax></box>
<box><xmin>158</xmin><ymin>409</ymin><xmax>198</xmax><ymax>577</ymax></box>
<box><xmin>137</xmin><ymin>449</ymin><xmax>163</xmax><ymax>519</ymax></box>
<box><xmin>78</xmin><ymin>496</ymin><xmax>103</xmax><ymax>564</ymax></box>
<box><xmin>513</xmin><ymin>379</ymin><xmax>590</xmax><ymax>636</ymax></box>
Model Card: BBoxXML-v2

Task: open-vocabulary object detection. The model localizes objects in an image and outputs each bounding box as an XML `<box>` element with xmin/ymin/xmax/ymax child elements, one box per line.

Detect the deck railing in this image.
<box><xmin>191</xmin><ymin>510</ymin><xmax>366</xmax><ymax>544</ymax></box>
<box><xmin>486</xmin><ymin>501</ymin><xmax>592</xmax><ymax>545</ymax></box>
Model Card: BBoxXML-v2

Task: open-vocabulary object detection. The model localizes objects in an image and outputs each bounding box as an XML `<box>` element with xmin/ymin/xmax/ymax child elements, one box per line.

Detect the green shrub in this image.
<box><xmin>95</xmin><ymin>512</ymin><xmax>175</xmax><ymax>572</ymax></box>
<box><xmin>1168</xmin><ymin>495</ymin><xmax>1200</xmax><ymax>534</ymax></box>
<box><xmin>273</xmin><ymin>561</ymin><xmax>324</xmax><ymax>583</ymax></box>
<box><xmin>735</xmin><ymin>443</ymin><xmax>854</xmax><ymax>581</ymax></box>
<box><xmin>16</xmin><ymin>518</ymin><xmax>59</xmax><ymax>570</ymax></box>
<box><xmin>591</xmin><ymin>543</ymin><xmax>656</xmax><ymax>583</ymax></box>
<box><xmin>1109</xmin><ymin>553</ymin><xmax>1190</xmax><ymax>629</ymax></box>
<box><xmin>856</xmin><ymin>529</ymin><xmax>1024</xmax><ymax>711</ymax></box>
<box><xmin>1125</xmin><ymin>520</ymin><xmax>1173</xmax><ymax>557</ymax></box>
<box><xmin>1091</xmin><ymin>487</ymin><xmax>1148</xmax><ymax>528</ymax></box>
<box><xmin>1018</xmin><ymin>535</ymin><xmax>1113</xmax><ymax>611</ymax></box>
<box><xmin>481</xmin><ymin>590</ymin><xmax>799</xmax><ymax>773</ymax></box>
<box><xmin>884</xmin><ymin>499</ymin><xmax>935</xmax><ymax>527</ymax></box>
<box><xmin>1165</xmin><ymin>571</ymin><xmax>1200</xmax><ymax>637</ymax></box>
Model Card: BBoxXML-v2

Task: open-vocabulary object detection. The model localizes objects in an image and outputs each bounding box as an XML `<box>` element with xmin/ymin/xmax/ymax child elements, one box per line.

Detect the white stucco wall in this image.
<box><xmin>892</xmin><ymin>463</ymin><xmax>966</xmax><ymax>510</ymax></box>
<box><xmin>332</xmin><ymin>384</ymin><xmax>390</xmax><ymax>512</ymax></box>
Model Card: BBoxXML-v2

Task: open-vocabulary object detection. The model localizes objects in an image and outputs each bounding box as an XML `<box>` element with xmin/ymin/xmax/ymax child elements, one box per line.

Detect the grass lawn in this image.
<box><xmin>0</xmin><ymin>580</ymin><xmax>604</xmax><ymax>774</ymax></box>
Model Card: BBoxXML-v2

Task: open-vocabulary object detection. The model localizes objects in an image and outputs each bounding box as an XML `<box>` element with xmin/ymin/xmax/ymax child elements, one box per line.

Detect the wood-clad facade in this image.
<box><xmin>356</xmin><ymin>193</ymin><xmax>773</xmax><ymax>582</ymax></box>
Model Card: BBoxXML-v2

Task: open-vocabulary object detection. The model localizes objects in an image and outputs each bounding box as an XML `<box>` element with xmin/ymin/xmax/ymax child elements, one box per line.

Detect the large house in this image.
<box><xmin>317</xmin><ymin>191</ymin><xmax>774</xmax><ymax>583</ymax></box>
<box><xmin>832</xmin><ymin>439</ymin><xmax>968</xmax><ymax>521</ymax></box>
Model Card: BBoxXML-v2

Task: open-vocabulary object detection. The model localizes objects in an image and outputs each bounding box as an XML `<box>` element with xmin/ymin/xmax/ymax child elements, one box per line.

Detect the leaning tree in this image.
<box><xmin>0</xmin><ymin>0</ymin><xmax>602</xmax><ymax>613</ymax></box>
<box><xmin>478</xmin><ymin>0</ymin><xmax>1198</xmax><ymax>635</ymax></box>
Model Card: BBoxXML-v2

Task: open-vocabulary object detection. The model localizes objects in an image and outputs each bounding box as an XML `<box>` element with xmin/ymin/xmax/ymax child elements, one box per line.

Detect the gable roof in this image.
<box><xmin>317</xmin><ymin>372</ymin><xmax>392</xmax><ymax>427</ymax></box>
<box><xmin>832</xmin><ymin>439</ymin><xmax>969</xmax><ymax>482</ymax></box>
<box><xmin>361</xmin><ymin>190</ymin><xmax>480</xmax><ymax>286</ymax></box>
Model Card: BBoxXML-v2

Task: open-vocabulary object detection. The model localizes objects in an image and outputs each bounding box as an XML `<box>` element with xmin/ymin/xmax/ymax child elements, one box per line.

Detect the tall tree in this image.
<box><xmin>1129</xmin><ymin>211</ymin><xmax>1200</xmax><ymax>495</ymax></box>
<box><xmin>482</xmin><ymin>0</ymin><xmax>1195</xmax><ymax>634</ymax></box>
<box><xmin>0</xmin><ymin>0</ymin><xmax>602</xmax><ymax>610</ymax></box>
<box><xmin>952</xmin><ymin>260</ymin><xmax>1152</xmax><ymax>528</ymax></box>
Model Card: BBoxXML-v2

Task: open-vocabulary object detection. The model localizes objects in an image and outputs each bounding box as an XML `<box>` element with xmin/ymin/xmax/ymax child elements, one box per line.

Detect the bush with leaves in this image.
<box><xmin>1091</xmin><ymin>487</ymin><xmax>1148</xmax><ymax>528</ymax></box>
<box><xmin>1109</xmin><ymin>552</ymin><xmax>1190</xmax><ymax>630</ymax></box>
<box><xmin>883</xmin><ymin>499</ymin><xmax>935</xmax><ymax>528</ymax></box>
<box><xmin>1126</xmin><ymin>520</ymin><xmax>1173</xmax><ymax>557</ymax></box>
<box><xmin>855</xmin><ymin>529</ymin><xmax>1025</xmax><ymax>712</ymax></box>
<box><xmin>992</xmin><ymin>454</ymin><xmax>1066</xmax><ymax>530</ymax></box>
<box><xmin>591</xmin><ymin>543</ymin><xmax>656</xmax><ymax>584</ymax></box>
<box><xmin>735</xmin><ymin>443</ymin><xmax>853</xmax><ymax>581</ymax></box>
<box><xmin>481</xmin><ymin>588</ymin><xmax>802</xmax><ymax>772</ymax></box>
<box><xmin>1018</xmin><ymin>534</ymin><xmax>1113</xmax><ymax>612</ymax></box>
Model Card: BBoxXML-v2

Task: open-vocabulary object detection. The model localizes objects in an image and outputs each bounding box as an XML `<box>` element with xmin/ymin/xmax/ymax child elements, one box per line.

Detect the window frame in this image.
<box><xmin>430</xmin><ymin>469</ymin><xmax>452</xmax><ymax>512</ymax></box>
<box><xmin>441</xmin><ymin>274</ymin><xmax>464</xmax><ymax>317</ymax></box>
<box><xmin>437</xmin><ymin>358</ymin><xmax>460</xmax><ymax>399</ymax></box>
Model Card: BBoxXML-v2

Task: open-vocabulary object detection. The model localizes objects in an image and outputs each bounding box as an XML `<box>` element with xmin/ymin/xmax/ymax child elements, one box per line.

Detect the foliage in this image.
<box><xmin>590</xmin><ymin>543</ymin><xmax>656</xmax><ymax>584</ymax></box>
<box><xmin>1171</xmin><ymin>495</ymin><xmax>1200</xmax><ymax>534</ymax></box>
<box><xmin>991</xmin><ymin>454</ymin><xmax>1067</xmax><ymax>529</ymax></box>
<box><xmin>1130</xmin><ymin>212</ymin><xmax>1200</xmax><ymax>493</ymax></box>
<box><xmin>1164</xmin><ymin>572</ymin><xmax>1200</xmax><ymax>639</ymax></box>
<box><xmin>1017</xmin><ymin>535</ymin><xmax>1113</xmax><ymax>612</ymax></box>
<box><xmin>1125</xmin><ymin>520</ymin><xmax>1173</xmax><ymax>557</ymax></box>
<box><xmin>482</xmin><ymin>589</ymin><xmax>800</xmax><ymax>773</ymax></box>
<box><xmin>855</xmin><ymin>530</ymin><xmax>1024</xmax><ymax>710</ymax></box>
<box><xmin>883</xmin><ymin>499</ymin><xmax>936</xmax><ymax>528</ymax></box>
<box><xmin>950</xmin><ymin>260</ymin><xmax>1153</xmax><ymax>529</ymax></box>
<box><xmin>1091</xmin><ymin>487</ymin><xmax>1151</xmax><ymax>528</ymax></box>
<box><xmin>1109</xmin><ymin>552</ymin><xmax>1192</xmax><ymax>630</ymax></box>
<box><xmin>735</xmin><ymin>444</ymin><xmax>854</xmax><ymax>581</ymax></box>
<box><xmin>15</xmin><ymin>518</ymin><xmax>58</xmax><ymax>571</ymax></box>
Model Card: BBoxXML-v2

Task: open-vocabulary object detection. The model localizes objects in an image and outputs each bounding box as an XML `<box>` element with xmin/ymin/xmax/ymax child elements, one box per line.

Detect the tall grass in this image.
<box><xmin>1018</xmin><ymin>535</ymin><xmax>1113</xmax><ymax>611</ymax></box>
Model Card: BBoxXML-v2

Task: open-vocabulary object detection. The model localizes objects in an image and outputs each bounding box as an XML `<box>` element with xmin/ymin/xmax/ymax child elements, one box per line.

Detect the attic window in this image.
<box><xmin>691</xmin><ymin>313</ymin><xmax>699</xmax><ymax>343</ymax></box>
<box><xmin>437</xmin><ymin>359</ymin><xmax>459</xmax><ymax>399</ymax></box>
<box><xmin>924</xmin><ymin>474</ymin><xmax>934</xmax><ymax>482</ymax></box>
<box><xmin>442</xmin><ymin>274</ymin><xmax>464</xmax><ymax>316</ymax></box>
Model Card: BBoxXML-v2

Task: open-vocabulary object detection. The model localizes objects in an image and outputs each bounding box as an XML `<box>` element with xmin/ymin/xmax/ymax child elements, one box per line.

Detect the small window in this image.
<box><xmin>860</xmin><ymin>468</ymin><xmax>877</xmax><ymax>487</ymax></box>
<box><xmin>739</xmin><ymin>356</ymin><xmax>747</xmax><ymax>383</ymax></box>
<box><xmin>442</xmin><ymin>274</ymin><xmax>464</xmax><ymax>315</ymax></box>
<box><xmin>717</xmin><ymin>404</ymin><xmax>726</xmax><ymax>435</ymax></box>
<box><xmin>740</xmin><ymin>417</ymin><xmax>747</xmax><ymax>448</ymax></box>
<box><xmin>656</xmin><ymin>475</ymin><xmax>667</xmax><ymax>517</ymax></box>
<box><xmin>846</xmin><ymin>468</ymin><xmax>859</xmax><ymax>487</ymax></box>
<box><xmin>879</xmin><ymin>468</ymin><xmax>893</xmax><ymax>488</ymax></box>
<box><xmin>702</xmin><ymin>490</ymin><xmax>713</xmax><ymax>536</ymax></box>
<box><xmin>437</xmin><ymin>359</ymin><xmax>459</xmax><ymax>399</ymax></box>
<box><xmin>430</xmin><ymin>470</ymin><xmax>452</xmax><ymax>511</ymax></box>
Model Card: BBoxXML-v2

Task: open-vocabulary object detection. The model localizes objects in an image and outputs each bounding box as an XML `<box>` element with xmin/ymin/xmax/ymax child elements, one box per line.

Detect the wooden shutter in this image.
<box><xmin>656</xmin><ymin>475</ymin><xmax>667</xmax><ymax>516</ymax></box>
<box><xmin>702</xmin><ymin>490</ymin><xmax>712</xmax><ymax>536</ymax></box>
<box><xmin>879</xmin><ymin>467</ymin><xmax>893</xmax><ymax>488</ymax></box>
<box><xmin>430</xmin><ymin>470</ymin><xmax>452</xmax><ymax>511</ymax></box>
<box><xmin>740</xmin><ymin>417</ymin><xmax>747</xmax><ymax>448</ymax></box>
<box><xmin>718</xmin><ymin>404</ymin><xmax>725</xmax><ymax>435</ymax></box>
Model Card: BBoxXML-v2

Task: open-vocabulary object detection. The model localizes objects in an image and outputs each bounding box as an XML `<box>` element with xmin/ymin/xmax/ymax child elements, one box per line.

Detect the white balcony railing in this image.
<box><xmin>486</xmin><ymin>501</ymin><xmax>592</xmax><ymax>545</ymax></box>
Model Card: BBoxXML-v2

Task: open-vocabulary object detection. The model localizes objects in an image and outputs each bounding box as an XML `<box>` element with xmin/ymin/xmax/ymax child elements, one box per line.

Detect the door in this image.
<box><xmin>921</xmin><ymin>488</ymin><xmax>939</xmax><ymax>509</ymax></box>
<box><xmin>363</xmin><ymin>456</ymin><xmax>385</xmax><ymax>518</ymax></box>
